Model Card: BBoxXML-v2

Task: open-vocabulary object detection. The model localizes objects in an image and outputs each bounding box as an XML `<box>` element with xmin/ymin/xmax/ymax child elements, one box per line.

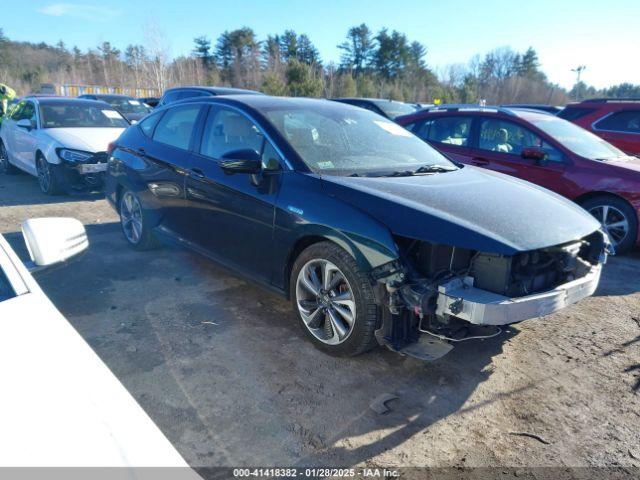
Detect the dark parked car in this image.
<box><xmin>106</xmin><ymin>96</ymin><xmax>606</xmax><ymax>359</ymax></box>
<box><xmin>78</xmin><ymin>94</ymin><xmax>152</xmax><ymax>123</ymax></box>
<box><xmin>139</xmin><ymin>97</ymin><xmax>160</xmax><ymax>108</ymax></box>
<box><xmin>157</xmin><ymin>86</ymin><xmax>263</xmax><ymax>108</ymax></box>
<box><xmin>501</xmin><ymin>104</ymin><xmax>563</xmax><ymax>115</ymax></box>
<box><xmin>397</xmin><ymin>105</ymin><xmax>640</xmax><ymax>253</ymax></box>
<box><xmin>558</xmin><ymin>98</ymin><xmax>640</xmax><ymax>157</ymax></box>
<box><xmin>331</xmin><ymin>98</ymin><xmax>419</xmax><ymax>120</ymax></box>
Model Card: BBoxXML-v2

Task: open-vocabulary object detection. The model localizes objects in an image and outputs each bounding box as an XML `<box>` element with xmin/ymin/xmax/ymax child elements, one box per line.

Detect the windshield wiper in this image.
<box><xmin>386</xmin><ymin>164</ymin><xmax>457</xmax><ymax>177</ymax></box>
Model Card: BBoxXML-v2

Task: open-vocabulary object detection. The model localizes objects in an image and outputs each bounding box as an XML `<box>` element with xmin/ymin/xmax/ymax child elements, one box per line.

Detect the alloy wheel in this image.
<box><xmin>296</xmin><ymin>259</ymin><xmax>356</xmax><ymax>345</ymax></box>
<box><xmin>37</xmin><ymin>158</ymin><xmax>51</xmax><ymax>192</ymax></box>
<box><xmin>120</xmin><ymin>192</ymin><xmax>144</xmax><ymax>245</ymax></box>
<box><xmin>588</xmin><ymin>204</ymin><xmax>629</xmax><ymax>247</ymax></box>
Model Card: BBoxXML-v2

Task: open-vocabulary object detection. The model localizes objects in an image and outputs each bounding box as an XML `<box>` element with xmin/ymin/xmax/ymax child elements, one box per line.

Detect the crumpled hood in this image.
<box><xmin>321</xmin><ymin>166</ymin><xmax>601</xmax><ymax>254</ymax></box>
<box><xmin>43</xmin><ymin>128</ymin><xmax>124</xmax><ymax>153</ymax></box>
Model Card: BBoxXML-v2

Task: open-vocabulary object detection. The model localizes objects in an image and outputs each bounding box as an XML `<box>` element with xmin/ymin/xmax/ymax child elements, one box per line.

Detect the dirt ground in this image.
<box><xmin>1</xmin><ymin>173</ymin><xmax>639</xmax><ymax>472</ymax></box>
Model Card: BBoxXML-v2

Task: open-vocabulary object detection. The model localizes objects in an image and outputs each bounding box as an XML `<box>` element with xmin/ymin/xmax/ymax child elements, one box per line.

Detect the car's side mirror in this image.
<box><xmin>521</xmin><ymin>147</ymin><xmax>548</xmax><ymax>165</ymax></box>
<box><xmin>16</xmin><ymin>119</ymin><xmax>35</xmax><ymax>131</ymax></box>
<box><xmin>220</xmin><ymin>149</ymin><xmax>262</xmax><ymax>175</ymax></box>
<box><xmin>21</xmin><ymin>218</ymin><xmax>88</xmax><ymax>273</ymax></box>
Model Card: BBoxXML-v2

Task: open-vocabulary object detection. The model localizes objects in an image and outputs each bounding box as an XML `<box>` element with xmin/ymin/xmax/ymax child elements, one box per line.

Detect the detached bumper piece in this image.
<box><xmin>435</xmin><ymin>264</ymin><xmax>602</xmax><ymax>325</ymax></box>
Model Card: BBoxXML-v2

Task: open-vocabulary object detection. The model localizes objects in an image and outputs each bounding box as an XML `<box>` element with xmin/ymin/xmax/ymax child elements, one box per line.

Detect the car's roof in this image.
<box><xmin>164</xmin><ymin>86</ymin><xmax>263</xmax><ymax>96</ymax></box>
<box><xmin>26</xmin><ymin>96</ymin><xmax>118</xmax><ymax>108</ymax></box>
<box><xmin>396</xmin><ymin>104</ymin><xmax>556</xmax><ymax>123</ymax></box>
<box><xmin>566</xmin><ymin>99</ymin><xmax>640</xmax><ymax>108</ymax></box>
<box><xmin>82</xmin><ymin>93</ymin><xmax>133</xmax><ymax>99</ymax></box>
<box><xmin>333</xmin><ymin>97</ymin><xmax>405</xmax><ymax>104</ymax></box>
<box><xmin>176</xmin><ymin>95</ymin><xmax>358</xmax><ymax>112</ymax></box>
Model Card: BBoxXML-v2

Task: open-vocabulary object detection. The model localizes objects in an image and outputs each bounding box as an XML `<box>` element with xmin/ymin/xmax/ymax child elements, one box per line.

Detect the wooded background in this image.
<box><xmin>1</xmin><ymin>24</ymin><xmax>638</xmax><ymax>103</ymax></box>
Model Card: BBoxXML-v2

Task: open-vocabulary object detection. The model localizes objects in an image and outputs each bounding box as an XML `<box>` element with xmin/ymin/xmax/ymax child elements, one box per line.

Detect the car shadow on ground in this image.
<box><xmin>0</xmin><ymin>172</ymin><xmax>104</xmax><ymax>207</ymax></box>
<box><xmin>592</xmin><ymin>252</ymin><xmax>640</xmax><ymax>297</ymax></box>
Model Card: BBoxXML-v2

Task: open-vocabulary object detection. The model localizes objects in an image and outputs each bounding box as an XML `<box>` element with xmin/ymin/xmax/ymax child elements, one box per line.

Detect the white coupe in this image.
<box><xmin>0</xmin><ymin>96</ymin><xmax>128</xmax><ymax>195</ymax></box>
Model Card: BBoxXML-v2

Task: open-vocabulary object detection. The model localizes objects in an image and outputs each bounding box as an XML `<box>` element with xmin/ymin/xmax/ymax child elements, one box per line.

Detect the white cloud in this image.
<box><xmin>37</xmin><ymin>3</ymin><xmax>122</xmax><ymax>21</ymax></box>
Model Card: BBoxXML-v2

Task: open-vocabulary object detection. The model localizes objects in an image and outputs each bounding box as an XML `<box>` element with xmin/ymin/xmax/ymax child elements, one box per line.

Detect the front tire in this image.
<box><xmin>0</xmin><ymin>141</ymin><xmax>18</xmax><ymax>174</ymax></box>
<box><xmin>290</xmin><ymin>242</ymin><xmax>380</xmax><ymax>356</ymax></box>
<box><xmin>119</xmin><ymin>189</ymin><xmax>160</xmax><ymax>250</ymax></box>
<box><xmin>582</xmin><ymin>195</ymin><xmax>637</xmax><ymax>254</ymax></box>
<box><xmin>36</xmin><ymin>155</ymin><xmax>65</xmax><ymax>195</ymax></box>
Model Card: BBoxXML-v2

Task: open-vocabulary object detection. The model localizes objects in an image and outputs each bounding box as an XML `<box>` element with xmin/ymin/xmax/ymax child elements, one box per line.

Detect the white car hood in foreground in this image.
<box><xmin>43</xmin><ymin>127</ymin><xmax>125</xmax><ymax>152</ymax></box>
<box><xmin>0</xmin><ymin>236</ymin><xmax>197</xmax><ymax>473</ymax></box>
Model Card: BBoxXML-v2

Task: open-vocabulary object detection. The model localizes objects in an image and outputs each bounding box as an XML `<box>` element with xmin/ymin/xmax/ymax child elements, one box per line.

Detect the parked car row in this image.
<box><xmin>0</xmin><ymin>87</ymin><xmax>634</xmax><ymax>360</ymax></box>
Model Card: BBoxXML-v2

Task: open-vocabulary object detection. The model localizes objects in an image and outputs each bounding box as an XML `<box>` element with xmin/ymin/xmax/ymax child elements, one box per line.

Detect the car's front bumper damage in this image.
<box><xmin>434</xmin><ymin>263</ymin><xmax>602</xmax><ymax>326</ymax></box>
<box><xmin>60</xmin><ymin>152</ymin><xmax>108</xmax><ymax>190</ymax></box>
<box><xmin>372</xmin><ymin>230</ymin><xmax>609</xmax><ymax>360</ymax></box>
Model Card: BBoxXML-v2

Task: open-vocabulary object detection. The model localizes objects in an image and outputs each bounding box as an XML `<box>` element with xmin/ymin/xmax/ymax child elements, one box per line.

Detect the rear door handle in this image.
<box><xmin>189</xmin><ymin>168</ymin><xmax>205</xmax><ymax>180</ymax></box>
<box><xmin>137</xmin><ymin>147</ymin><xmax>146</xmax><ymax>156</ymax></box>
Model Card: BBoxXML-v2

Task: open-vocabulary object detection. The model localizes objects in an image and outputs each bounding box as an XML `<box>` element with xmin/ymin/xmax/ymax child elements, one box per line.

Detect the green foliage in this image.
<box><xmin>335</xmin><ymin>74</ymin><xmax>357</xmax><ymax>97</ymax></box>
<box><xmin>286</xmin><ymin>60</ymin><xmax>322</xmax><ymax>97</ymax></box>
<box><xmin>261</xmin><ymin>73</ymin><xmax>288</xmax><ymax>96</ymax></box>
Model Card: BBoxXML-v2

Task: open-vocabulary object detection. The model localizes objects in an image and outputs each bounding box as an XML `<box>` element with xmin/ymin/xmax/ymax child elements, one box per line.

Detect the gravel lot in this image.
<box><xmin>1</xmin><ymin>172</ymin><xmax>639</xmax><ymax>472</ymax></box>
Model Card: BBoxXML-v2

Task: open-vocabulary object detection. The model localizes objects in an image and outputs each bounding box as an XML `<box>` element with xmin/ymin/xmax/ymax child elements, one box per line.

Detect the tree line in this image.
<box><xmin>0</xmin><ymin>25</ymin><xmax>637</xmax><ymax>104</ymax></box>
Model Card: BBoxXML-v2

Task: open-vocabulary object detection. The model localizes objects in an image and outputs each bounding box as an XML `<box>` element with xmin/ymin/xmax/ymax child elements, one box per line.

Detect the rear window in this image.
<box><xmin>557</xmin><ymin>107</ymin><xmax>596</xmax><ymax>121</ymax></box>
<box><xmin>40</xmin><ymin>102</ymin><xmax>128</xmax><ymax>128</ymax></box>
<box><xmin>594</xmin><ymin>111</ymin><xmax>640</xmax><ymax>133</ymax></box>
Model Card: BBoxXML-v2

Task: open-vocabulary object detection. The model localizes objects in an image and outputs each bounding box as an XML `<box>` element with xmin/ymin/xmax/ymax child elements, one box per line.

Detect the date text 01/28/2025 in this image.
<box><xmin>232</xmin><ymin>468</ymin><xmax>400</xmax><ymax>477</ymax></box>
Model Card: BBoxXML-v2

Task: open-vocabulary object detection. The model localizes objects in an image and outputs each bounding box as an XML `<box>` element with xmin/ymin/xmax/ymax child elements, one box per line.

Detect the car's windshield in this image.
<box><xmin>531</xmin><ymin>115</ymin><xmax>625</xmax><ymax>160</ymax></box>
<box><xmin>376</xmin><ymin>101</ymin><xmax>419</xmax><ymax>119</ymax></box>
<box><xmin>40</xmin><ymin>102</ymin><xmax>128</xmax><ymax>128</ymax></box>
<box><xmin>100</xmin><ymin>97</ymin><xmax>150</xmax><ymax>115</ymax></box>
<box><xmin>263</xmin><ymin>103</ymin><xmax>455</xmax><ymax>176</ymax></box>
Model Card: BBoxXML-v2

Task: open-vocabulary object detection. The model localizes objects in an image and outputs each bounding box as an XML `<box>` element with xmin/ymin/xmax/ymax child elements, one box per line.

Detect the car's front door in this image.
<box><xmin>12</xmin><ymin>100</ymin><xmax>39</xmax><ymax>173</ymax></box>
<box><xmin>472</xmin><ymin>117</ymin><xmax>571</xmax><ymax>195</ymax></box>
<box><xmin>410</xmin><ymin>114</ymin><xmax>476</xmax><ymax>164</ymax></box>
<box><xmin>141</xmin><ymin>104</ymin><xmax>204</xmax><ymax>236</ymax></box>
<box><xmin>185</xmin><ymin>105</ymin><xmax>283</xmax><ymax>283</ymax></box>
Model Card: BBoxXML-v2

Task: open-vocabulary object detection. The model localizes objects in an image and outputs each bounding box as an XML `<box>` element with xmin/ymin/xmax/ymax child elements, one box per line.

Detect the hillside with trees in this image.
<box><xmin>0</xmin><ymin>25</ymin><xmax>636</xmax><ymax>104</ymax></box>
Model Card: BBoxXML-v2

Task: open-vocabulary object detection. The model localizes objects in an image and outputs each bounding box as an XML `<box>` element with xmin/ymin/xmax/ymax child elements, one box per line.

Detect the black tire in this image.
<box><xmin>118</xmin><ymin>189</ymin><xmax>161</xmax><ymax>251</ymax></box>
<box><xmin>0</xmin><ymin>141</ymin><xmax>18</xmax><ymax>174</ymax></box>
<box><xmin>581</xmin><ymin>195</ymin><xmax>637</xmax><ymax>254</ymax></box>
<box><xmin>290</xmin><ymin>241</ymin><xmax>380</xmax><ymax>356</ymax></box>
<box><xmin>36</xmin><ymin>155</ymin><xmax>65</xmax><ymax>195</ymax></box>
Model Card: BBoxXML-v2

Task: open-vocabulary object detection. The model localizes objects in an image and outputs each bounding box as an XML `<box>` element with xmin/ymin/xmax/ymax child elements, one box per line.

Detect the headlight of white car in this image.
<box><xmin>57</xmin><ymin>149</ymin><xmax>93</xmax><ymax>163</ymax></box>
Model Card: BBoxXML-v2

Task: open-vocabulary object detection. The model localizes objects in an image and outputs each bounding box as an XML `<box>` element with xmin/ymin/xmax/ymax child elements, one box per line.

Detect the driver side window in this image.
<box><xmin>200</xmin><ymin>107</ymin><xmax>281</xmax><ymax>170</ymax></box>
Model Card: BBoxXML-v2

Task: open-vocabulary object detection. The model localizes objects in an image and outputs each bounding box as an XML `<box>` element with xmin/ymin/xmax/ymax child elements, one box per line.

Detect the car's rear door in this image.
<box><xmin>471</xmin><ymin>116</ymin><xmax>572</xmax><ymax>195</ymax></box>
<box><xmin>592</xmin><ymin>110</ymin><xmax>640</xmax><ymax>156</ymax></box>
<box><xmin>409</xmin><ymin>114</ymin><xmax>477</xmax><ymax>164</ymax></box>
<box><xmin>185</xmin><ymin>104</ymin><xmax>283</xmax><ymax>283</ymax></box>
<box><xmin>140</xmin><ymin>103</ymin><xmax>205</xmax><ymax>236</ymax></box>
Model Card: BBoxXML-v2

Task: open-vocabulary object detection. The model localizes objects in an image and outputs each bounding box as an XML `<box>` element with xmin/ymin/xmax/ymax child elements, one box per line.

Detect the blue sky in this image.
<box><xmin>3</xmin><ymin>0</ymin><xmax>639</xmax><ymax>89</ymax></box>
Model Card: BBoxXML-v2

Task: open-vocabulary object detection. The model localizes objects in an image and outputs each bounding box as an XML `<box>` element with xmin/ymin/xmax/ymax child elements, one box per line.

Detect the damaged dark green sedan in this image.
<box><xmin>105</xmin><ymin>96</ymin><xmax>610</xmax><ymax>360</ymax></box>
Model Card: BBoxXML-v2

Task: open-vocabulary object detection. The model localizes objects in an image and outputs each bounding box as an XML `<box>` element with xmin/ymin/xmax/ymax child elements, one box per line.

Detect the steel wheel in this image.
<box><xmin>37</xmin><ymin>157</ymin><xmax>51</xmax><ymax>192</ymax></box>
<box><xmin>588</xmin><ymin>204</ymin><xmax>630</xmax><ymax>247</ymax></box>
<box><xmin>120</xmin><ymin>191</ymin><xmax>144</xmax><ymax>245</ymax></box>
<box><xmin>296</xmin><ymin>259</ymin><xmax>356</xmax><ymax>345</ymax></box>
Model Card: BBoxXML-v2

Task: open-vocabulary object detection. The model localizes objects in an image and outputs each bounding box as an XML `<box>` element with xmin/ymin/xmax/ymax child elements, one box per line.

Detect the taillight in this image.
<box><xmin>107</xmin><ymin>142</ymin><xmax>116</xmax><ymax>155</ymax></box>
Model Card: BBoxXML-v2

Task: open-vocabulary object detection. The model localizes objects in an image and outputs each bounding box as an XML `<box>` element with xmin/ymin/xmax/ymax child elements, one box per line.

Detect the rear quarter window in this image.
<box><xmin>594</xmin><ymin>110</ymin><xmax>640</xmax><ymax>133</ymax></box>
<box><xmin>558</xmin><ymin>107</ymin><xmax>596</xmax><ymax>121</ymax></box>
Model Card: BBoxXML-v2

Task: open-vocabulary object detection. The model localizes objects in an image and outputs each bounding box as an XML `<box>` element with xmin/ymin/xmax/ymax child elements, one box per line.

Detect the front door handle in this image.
<box><xmin>189</xmin><ymin>168</ymin><xmax>205</xmax><ymax>180</ymax></box>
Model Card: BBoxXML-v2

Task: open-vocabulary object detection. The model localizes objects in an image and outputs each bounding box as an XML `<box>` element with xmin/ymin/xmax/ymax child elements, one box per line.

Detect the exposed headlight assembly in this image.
<box><xmin>57</xmin><ymin>148</ymin><xmax>93</xmax><ymax>163</ymax></box>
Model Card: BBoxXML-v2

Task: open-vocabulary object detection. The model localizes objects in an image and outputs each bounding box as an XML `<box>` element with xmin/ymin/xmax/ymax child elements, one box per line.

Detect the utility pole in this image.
<box><xmin>572</xmin><ymin>65</ymin><xmax>586</xmax><ymax>84</ymax></box>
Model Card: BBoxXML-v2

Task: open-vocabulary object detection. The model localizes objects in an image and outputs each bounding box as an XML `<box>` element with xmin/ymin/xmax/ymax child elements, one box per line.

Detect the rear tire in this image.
<box><xmin>119</xmin><ymin>189</ymin><xmax>161</xmax><ymax>250</ymax></box>
<box><xmin>581</xmin><ymin>195</ymin><xmax>637</xmax><ymax>254</ymax></box>
<box><xmin>290</xmin><ymin>241</ymin><xmax>380</xmax><ymax>356</ymax></box>
<box><xmin>0</xmin><ymin>141</ymin><xmax>18</xmax><ymax>175</ymax></box>
<box><xmin>36</xmin><ymin>155</ymin><xmax>65</xmax><ymax>195</ymax></box>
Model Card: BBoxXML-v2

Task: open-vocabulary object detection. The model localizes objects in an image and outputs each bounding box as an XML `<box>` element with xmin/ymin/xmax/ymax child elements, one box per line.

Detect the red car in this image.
<box><xmin>558</xmin><ymin>99</ymin><xmax>640</xmax><ymax>157</ymax></box>
<box><xmin>397</xmin><ymin>106</ymin><xmax>640</xmax><ymax>253</ymax></box>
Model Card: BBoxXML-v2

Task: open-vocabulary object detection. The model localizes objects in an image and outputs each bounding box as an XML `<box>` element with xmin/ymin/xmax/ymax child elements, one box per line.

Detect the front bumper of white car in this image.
<box><xmin>435</xmin><ymin>263</ymin><xmax>602</xmax><ymax>325</ymax></box>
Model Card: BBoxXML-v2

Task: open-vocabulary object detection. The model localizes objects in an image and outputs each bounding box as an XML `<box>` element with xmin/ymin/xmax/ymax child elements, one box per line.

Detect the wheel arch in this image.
<box><xmin>281</xmin><ymin>226</ymin><xmax>399</xmax><ymax>299</ymax></box>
